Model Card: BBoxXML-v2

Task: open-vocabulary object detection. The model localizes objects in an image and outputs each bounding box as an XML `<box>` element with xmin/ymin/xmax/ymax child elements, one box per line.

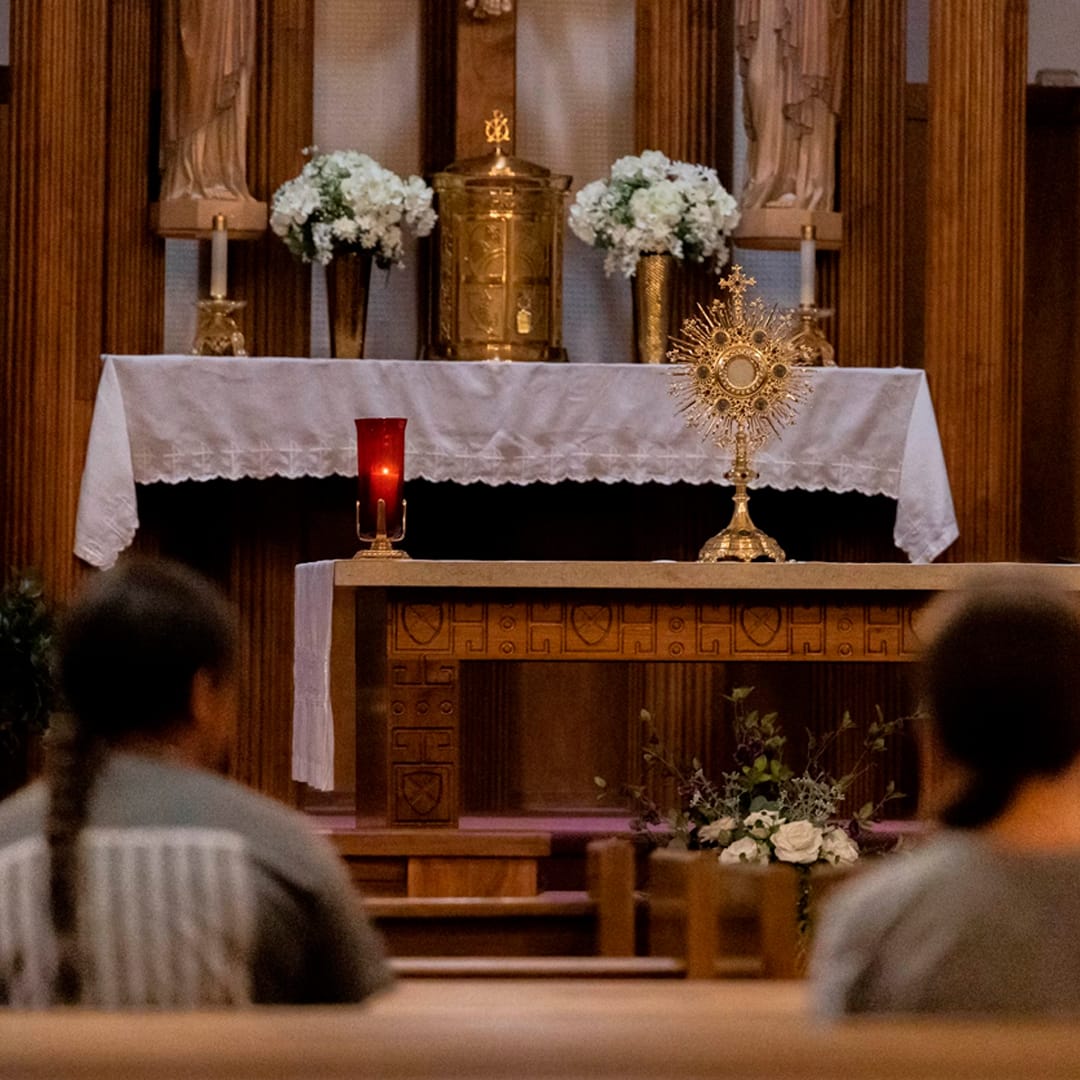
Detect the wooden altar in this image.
<box><xmin>320</xmin><ymin>561</ymin><xmax>1080</xmax><ymax>845</ymax></box>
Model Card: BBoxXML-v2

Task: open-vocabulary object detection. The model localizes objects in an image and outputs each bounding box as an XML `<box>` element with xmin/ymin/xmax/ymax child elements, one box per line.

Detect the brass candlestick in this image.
<box><xmin>789</xmin><ymin>303</ymin><xmax>836</xmax><ymax>367</ymax></box>
<box><xmin>355</xmin><ymin>498</ymin><xmax>410</xmax><ymax>559</ymax></box>
<box><xmin>669</xmin><ymin>265</ymin><xmax>810</xmax><ymax>563</ymax></box>
<box><xmin>192</xmin><ymin>298</ymin><xmax>248</xmax><ymax>357</ymax></box>
<box><xmin>192</xmin><ymin>213</ymin><xmax>248</xmax><ymax>357</ymax></box>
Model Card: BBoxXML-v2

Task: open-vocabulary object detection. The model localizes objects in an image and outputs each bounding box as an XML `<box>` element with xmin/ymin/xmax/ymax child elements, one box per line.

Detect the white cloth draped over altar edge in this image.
<box><xmin>74</xmin><ymin>356</ymin><xmax>958</xmax><ymax>569</ymax></box>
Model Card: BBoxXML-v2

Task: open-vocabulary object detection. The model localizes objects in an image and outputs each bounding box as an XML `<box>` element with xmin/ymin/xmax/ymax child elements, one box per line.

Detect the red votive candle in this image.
<box><xmin>355</xmin><ymin>417</ymin><xmax>406</xmax><ymax>539</ymax></box>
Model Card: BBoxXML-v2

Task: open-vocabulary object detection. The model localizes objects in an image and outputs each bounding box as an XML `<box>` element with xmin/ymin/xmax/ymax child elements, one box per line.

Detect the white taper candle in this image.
<box><xmin>799</xmin><ymin>223</ymin><xmax>816</xmax><ymax>307</ymax></box>
<box><xmin>210</xmin><ymin>214</ymin><xmax>228</xmax><ymax>298</ymax></box>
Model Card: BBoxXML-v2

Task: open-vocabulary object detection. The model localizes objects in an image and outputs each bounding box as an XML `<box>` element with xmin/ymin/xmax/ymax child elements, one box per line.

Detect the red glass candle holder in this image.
<box><xmin>355</xmin><ymin>418</ymin><xmax>407</xmax><ymax>554</ymax></box>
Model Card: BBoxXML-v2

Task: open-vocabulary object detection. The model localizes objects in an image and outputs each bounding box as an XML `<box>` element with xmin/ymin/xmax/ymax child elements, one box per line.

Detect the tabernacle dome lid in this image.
<box><xmin>435</xmin><ymin>109</ymin><xmax>569</xmax><ymax>188</ymax></box>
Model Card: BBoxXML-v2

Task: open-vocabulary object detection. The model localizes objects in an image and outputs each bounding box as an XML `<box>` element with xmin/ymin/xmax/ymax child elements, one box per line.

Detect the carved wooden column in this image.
<box><xmin>839</xmin><ymin>1</ymin><xmax>906</xmax><ymax>366</ymax></box>
<box><xmin>924</xmin><ymin>0</ymin><xmax>1026</xmax><ymax>561</ymax></box>
<box><xmin>635</xmin><ymin>0</ymin><xmax>735</xmax><ymax>335</ymax></box>
<box><xmin>2</xmin><ymin>2</ymin><xmax>164</xmax><ymax>601</ymax></box>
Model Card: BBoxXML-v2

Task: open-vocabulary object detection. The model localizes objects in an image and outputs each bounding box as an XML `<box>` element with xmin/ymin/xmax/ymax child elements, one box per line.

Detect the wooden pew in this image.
<box><xmin>6</xmin><ymin>979</ymin><xmax>1080</xmax><ymax>1078</ymax></box>
<box><xmin>646</xmin><ymin>847</ymin><xmax>856</xmax><ymax>978</ymax></box>
<box><xmin>372</xmin><ymin>838</ymin><xmax>684</xmax><ymax>977</ymax></box>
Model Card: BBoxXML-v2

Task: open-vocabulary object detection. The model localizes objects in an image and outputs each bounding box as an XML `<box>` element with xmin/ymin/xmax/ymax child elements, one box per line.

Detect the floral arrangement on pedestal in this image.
<box><xmin>270</xmin><ymin>149</ymin><xmax>436</xmax><ymax>268</ymax></box>
<box><xmin>568</xmin><ymin>149</ymin><xmax>740</xmax><ymax>278</ymax></box>
<box><xmin>596</xmin><ymin>687</ymin><xmax>904</xmax><ymax>867</ymax></box>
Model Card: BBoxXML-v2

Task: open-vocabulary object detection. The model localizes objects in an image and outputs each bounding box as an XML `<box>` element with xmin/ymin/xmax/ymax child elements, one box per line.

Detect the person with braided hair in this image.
<box><xmin>0</xmin><ymin>557</ymin><xmax>392</xmax><ymax>1007</ymax></box>
<box><xmin>811</xmin><ymin>571</ymin><xmax>1080</xmax><ymax>1015</ymax></box>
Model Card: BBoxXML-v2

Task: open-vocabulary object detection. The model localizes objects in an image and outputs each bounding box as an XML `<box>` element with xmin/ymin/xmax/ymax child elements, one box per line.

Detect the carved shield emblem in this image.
<box><xmin>741</xmin><ymin>605</ymin><xmax>782</xmax><ymax>647</ymax></box>
<box><xmin>402</xmin><ymin>604</ymin><xmax>443</xmax><ymax>645</ymax></box>
<box><xmin>401</xmin><ymin>770</ymin><xmax>443</xmax><ymax>817</ymax></box>
<box><xmin>571</xmin><ymin>604</ymin><xmax>612</xmax><ymax>646</ymax></box>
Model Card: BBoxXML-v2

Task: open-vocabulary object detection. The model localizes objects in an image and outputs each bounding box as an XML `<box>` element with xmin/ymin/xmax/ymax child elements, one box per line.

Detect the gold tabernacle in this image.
<box><xmin>426</xmin><ymin>111</ymin><xmax>570</xmax><ymax>362</ymax></box>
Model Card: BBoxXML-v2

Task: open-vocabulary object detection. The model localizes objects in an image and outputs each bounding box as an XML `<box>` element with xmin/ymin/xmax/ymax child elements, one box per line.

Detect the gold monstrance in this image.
<box><xmin>669</xmin><ymin>266</ymin><xmax>810</xmax><ymax>562</ymax></box>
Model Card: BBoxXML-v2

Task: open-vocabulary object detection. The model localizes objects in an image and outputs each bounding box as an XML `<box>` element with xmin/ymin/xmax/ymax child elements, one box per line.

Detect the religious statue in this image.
<box><xmin>162</xmin><ymin>0</ymin><xmax>254</xmax><ymax>202</ymax></box>
<box><xmin>156</xmin><ymin>0</ymin><xmax>266</xmax><ymax>239</ymax></box>
<box><xmin>736</xmin><ymin>0</ymin><xmax>847</xmax><ymax>213</ymax></box>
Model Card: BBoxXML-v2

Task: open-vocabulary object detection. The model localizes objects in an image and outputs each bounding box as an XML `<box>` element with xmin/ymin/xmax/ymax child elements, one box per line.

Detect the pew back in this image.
<box><xmin>4</xmin><ymin>980</ymin><xmax>1080</xmax><ymax>1079</ymax></box>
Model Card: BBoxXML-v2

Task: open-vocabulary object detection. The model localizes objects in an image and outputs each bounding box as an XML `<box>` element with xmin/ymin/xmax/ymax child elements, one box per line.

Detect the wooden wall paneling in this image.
<box><xmin>632</xmin><ymin>662</ymin><xmax>724</xmax><ymax>823</ymax></box>
<box><xmin>461</xmin><ymin>662</ymin><xmax>515</xmax><ymax>813</ymax></box>
<box><xmin>514</xmin><ymin>663</ymin><xmax>629</xmax><ymax>813</ymax></box>
<box><xmin>419</xmin><ymin>0</ymin><xmax>459</xmax><ymax>352</ymax></box>
<box><xmin>839</xmin><ymin>0</ymin><xmax>906</xmax><ymax>367</ymax></box>
<box><xmin>228</xmin><ymin>479</ymin><xmax>306</xmax><ymax>801</ymax></box>
<box><xmin>902</xmin><ymin>84</ymin><xmax>928</xmax><ymax>369</ymax></box>
<box><xmin>232</xmin><ymin>0</ymin><xmax>313</xmax><ymax>359</ymax></box>
<box><xmin>924</xmin><ymin>0</ymin><xmax>1026</xmax><ymax>562</ymax></box>
<box><xmin>103</xmin><ymin>2</ymin><xmax>166</xmax><ymax>361</ymax></box>
<box><xmin>634</xmin><ymin>0</ymin><xmax>735</xmax><ymax>336</ymax></box>
<box><xmin>3</xmin><ymin>4</ymin><xmax>110</xmax><ymax>601</ymax></box>
<box><xmin>454</xmin><ymin>2</ymin><xmax>517</xmax><ymax>159</ymax></box>
<box><xmin>1021</xmin><ymin>88</ymin><xmax>1080</xmax><ymax>562</ymax></box>
<box><xmin>0</xmin><ymin>64</ymin><xmax>9</xmax><ymax>568</ymax></box>
<box><xmin>210</xmin><ymin>2</ymin><xmax>314</xmax><ymax>801</ymax></box>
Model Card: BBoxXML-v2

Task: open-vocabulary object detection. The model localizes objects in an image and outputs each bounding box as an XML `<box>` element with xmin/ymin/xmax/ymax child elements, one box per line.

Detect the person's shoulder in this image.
<box><xmin>825</xmin><ymin>834</ymin><xmax>967</xmax><ymax>923</ymax></box>
<box><xmin>109</xmin><ymin>754</ymin><xmax>346</xmax><ymax>891</ymax></box>
<box><xmin>0</xmin><ymin>780</ymin><xmax>47</xmax><ymax>847</ymax></box>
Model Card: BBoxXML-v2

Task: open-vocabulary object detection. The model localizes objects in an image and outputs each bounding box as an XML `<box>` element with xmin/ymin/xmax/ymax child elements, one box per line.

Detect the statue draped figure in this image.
<box><xmin>736</xmin><ymin>0</ymin><xmax>847</xmax><ymax>213</ymax></box>
<box><xmin>161</xmin><ymin>0</ymin><xmax>255</xmax><ymax>202</ymax></box>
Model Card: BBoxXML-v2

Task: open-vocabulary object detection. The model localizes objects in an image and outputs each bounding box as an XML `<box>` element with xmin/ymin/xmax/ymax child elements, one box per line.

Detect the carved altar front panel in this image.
<box><xmin>388</xmin><ymin>596</ymin><xmax>924</xmax><ymax>663</ymax></box>
<box><xmin>379</xmin><ymin>591</ymin><xmax>924</xmax><ymax>826</ymax></box>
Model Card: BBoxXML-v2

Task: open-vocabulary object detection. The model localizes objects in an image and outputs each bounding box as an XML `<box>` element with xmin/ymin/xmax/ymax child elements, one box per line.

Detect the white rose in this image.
<box><xmin>718</xmin><ymin>837</ymin><xmax>769</xmax><ymax>865</ymax></box>
<box><xmin>744</xmin><ymin>809</ymin><xmax>782</xmax><ymax>839</ymax></box>
<box><xmin>820</xmin><ymin>827</ymin><xmax>860</xmax><ymax>866</ymax></box>
<box><xmin>697</xmin><ymin>817</ymin><xmax>737</xmax><ymax>844</ymax></box>
<box><xmin>772</xmin><ymin>820</ymin><xmax>824</xmax><ymax>864</ymax></box>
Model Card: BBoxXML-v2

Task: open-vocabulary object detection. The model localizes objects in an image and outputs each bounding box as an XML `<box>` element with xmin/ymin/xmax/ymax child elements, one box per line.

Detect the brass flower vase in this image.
<box><xmin>326</xmin><ymin>249</ymin><xmax>374</xmax><ymax>359</ymax></box>
<box><xmin>631</xmin><ymin>253</ymin><xmax>676</xmax><ymax>364</ymax></box>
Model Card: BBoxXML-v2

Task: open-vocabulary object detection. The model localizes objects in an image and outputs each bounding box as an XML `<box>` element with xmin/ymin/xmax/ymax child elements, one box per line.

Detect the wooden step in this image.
<box><xmin>366</xmin><ymin>891</ymin><xmax>603</xmax><ymax>957</ymax></box>
<box><xmin>327</xmin><ymin>829</ymin><xmax>551</xmax><ymax>898</ymax></box>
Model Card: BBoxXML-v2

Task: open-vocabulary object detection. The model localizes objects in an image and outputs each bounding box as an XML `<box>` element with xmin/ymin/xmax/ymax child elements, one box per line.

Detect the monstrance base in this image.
<box><xmin>698</xmin><ymin>527</ymin><xmax>786</xmax><ymax>564</ymax></box>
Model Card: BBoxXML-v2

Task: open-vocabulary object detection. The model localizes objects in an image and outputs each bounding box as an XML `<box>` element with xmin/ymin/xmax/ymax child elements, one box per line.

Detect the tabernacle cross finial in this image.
<box><xmin>484</xmin><ymin>109</ymin><xmax>511</xmax><ymax>152</ymax></box>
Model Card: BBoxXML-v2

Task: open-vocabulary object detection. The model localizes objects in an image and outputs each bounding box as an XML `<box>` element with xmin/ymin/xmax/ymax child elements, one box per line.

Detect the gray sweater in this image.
<box><xmin>810</xmin><ymin>831</ymin><xmax>1080</xmax><ymax>1016</ymax></box>
<box><xmin>0</xmin><ymin>752</ymin><xmax>392</xmax><ymax>1007</ymax></box>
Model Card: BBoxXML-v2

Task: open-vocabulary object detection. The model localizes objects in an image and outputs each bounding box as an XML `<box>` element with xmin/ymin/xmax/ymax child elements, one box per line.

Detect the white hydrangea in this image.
<box><xmin>568</xmin><ymin>149</ymin><xmax>740</xmax><ymax>278</ymax></box>
<box><xmin>270</xmin><ymin>149</ymin><xmax>436</xmax><ymax>267</ymax></box>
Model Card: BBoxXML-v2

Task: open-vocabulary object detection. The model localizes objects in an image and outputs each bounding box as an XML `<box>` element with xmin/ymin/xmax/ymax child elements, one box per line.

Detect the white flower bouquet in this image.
<box><xmin>568</xmin><ymin>149</ymin><xmax>740</xmax><ymax>278</ymax></box>
<box><xmin>597</xmin><ymin>687</ymin><xmax>904</xmax><ymax>869</ymax></box>
<box><xmin>270</xmin><ymin>149</ymin><xmax>436</xmax><ymax>268</ymax></box>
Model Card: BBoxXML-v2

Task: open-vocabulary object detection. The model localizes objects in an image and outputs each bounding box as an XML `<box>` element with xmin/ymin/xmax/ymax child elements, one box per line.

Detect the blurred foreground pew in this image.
<box><xmin>5</xmin><ymin>979</ymin><xmax>1080</xmax><ymax>1079</ymax></box>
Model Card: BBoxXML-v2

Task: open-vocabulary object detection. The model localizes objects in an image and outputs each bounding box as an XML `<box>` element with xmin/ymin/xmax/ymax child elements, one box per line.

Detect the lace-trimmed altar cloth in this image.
<box><xmin>74</xmin><ymin>356</ymin><xmax>957</xmax><ymax>568</ymax></box>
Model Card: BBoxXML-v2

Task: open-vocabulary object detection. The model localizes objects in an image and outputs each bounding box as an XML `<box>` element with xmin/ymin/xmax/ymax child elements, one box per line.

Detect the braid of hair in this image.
<box><xmin>44</xmin><ymin>719</ymin><xmax>106</xmax><ymax>1005</ymax></box>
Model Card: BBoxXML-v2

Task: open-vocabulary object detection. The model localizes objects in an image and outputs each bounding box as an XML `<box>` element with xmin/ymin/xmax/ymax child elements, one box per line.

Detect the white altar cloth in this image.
<box><xmin>75</xmin><ymin>356</ymin><xmax>957</xmax><ymax>567</ymax></box>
